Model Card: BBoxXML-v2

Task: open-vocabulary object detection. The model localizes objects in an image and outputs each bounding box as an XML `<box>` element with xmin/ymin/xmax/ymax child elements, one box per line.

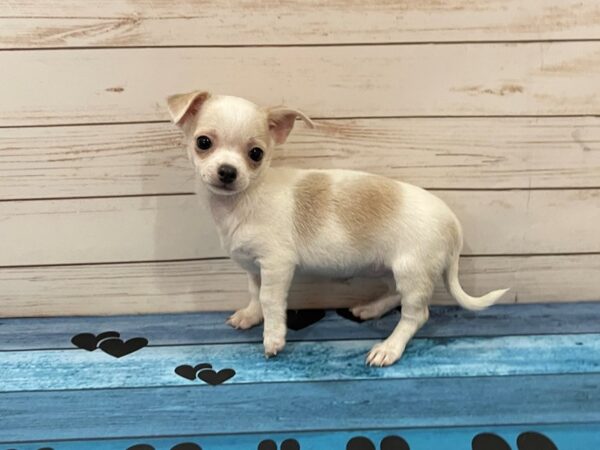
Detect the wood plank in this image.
<box><xmin>3</xmin><ymin>333</ymin><xmax>599</xmax><ymax>392</ymax></box>
<box><xmin>3</xmin><ymin>117</ymin><xmax>600</xmax><ymax>200</ymax></box>
<box><xmin>1</xmin><ymin>374</ymin><xmax>598</xmax><ymax>441</ymax></box>
<box><xmin>4</xmin><ymin>302</ymin><xmax>600</xmax><ymax>350</ymax></box>
<box><xmin>1</xmin><ymin>190</ymin><xmax>598</xmax><ymax>266</ymax></box>
<box><xmin>0</xmin><ymin>195</ymin><xmax>222</xmax><ymax>265</ymax></box>
<box><xmin>3</xmin><ymin>424</ymin><xmax>598</xmax><ymax>450</ymax></box>
<box><xmin>2</xmin><ymin>42</ymin><xmax>600</xmax><ymax>126</ymax></box>
<box><xmin>2</xmin><ymin>1</ymin><xmax>600</xmax><ymax>48</ymax></box>
<box><xmin>2</xmin><ymin>254</ymin><xmax>600</xmax><ymax>318</ymax></box>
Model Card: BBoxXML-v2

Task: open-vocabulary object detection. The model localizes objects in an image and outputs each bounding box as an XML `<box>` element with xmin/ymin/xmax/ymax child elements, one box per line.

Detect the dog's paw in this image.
<box><xmin>264</xmin><ymin>335</ymin><xmax>286</xmax><ymax>358</ymax></box>
<box><xmin>226</xmin><ymin>307</ymin><xmax>263</xmax><ymax>330</ymax></box>
<box><xmin>366</xmin><ymin>341</ymin><xmax>404</xmax><ymax>367</ymax></box>
<box><xmin>350</xmin><ymin>303</ymin><xmax>385</xmax><ymax>321</ymax></box>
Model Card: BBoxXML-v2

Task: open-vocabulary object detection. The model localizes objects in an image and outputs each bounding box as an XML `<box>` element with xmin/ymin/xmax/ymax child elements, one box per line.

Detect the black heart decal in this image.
<box><xmin>71</xmin><ymin>331</ymin><xmax>120</xmax><ymax>351</ymax></box>
<box><xmin>346</xmin><ymin>436</ymin><xmax>376</xmax><ymax>450</ymax></box>
<box><xmin>175</xmin><ymin>365</ymin><xmax>197</xmax><ymax>381</ymax></box>
<box><xmin>197</xmin><ymin>368</ymin><xmax>236</xmax><ymax>385</ymax></box>
<box><xmin>280</xmin><ymin>439</ymin><xmax>301</xmax><ymax>450</ymax></box>
<box><xmin>127</xmin><ymin>445</ymin><xmax>155</xmax><ymax>450</ymax></box>
<box><xmin>381</xmin><ymin>435</ymin><xmax>410</xmax><ymax>450</ymax></box>
<box><xmin>286</xmin><ymin>309</ymin><xmax>325</xmax><ymax>331</ymax></box>
<box><xmin>95</xmin><ymin>331</ymin><xmax>122</xmax><ymax>342</ymax></box>
<box><xmin>71</xmin><ymin>333</ymin><xmax>98</xmax><ymax>351</ymax></box>
<box><xmin>175</xmin><ymin>363</ymin><xmax>213</xmax><ymax>381</ymax></box>
<box><xmin>472</xmin><ymin>433</ymin><xmax>511</xmax><ymax>450</ymax></box>
<box><xmin>517</xmin><ymin>432</ymin><xmax>558</xmax><ymax>450</ymax></box>
<box><xmin>346</xmin><ymin>435</ymin><xmax>410</xmax><ymax>450</ymax></box>
<box><xmin>257</xmin><ymin>440</ymin><xmax>277</xmax><ymax>450</ymax></box>
<box><xmin>98</xmin><ymin>337</ymin><xmax>148</xmax><ymax>358</ymax></box>
<box><xmin>171</xmin><ymin>443</ymin><xmax>203</xmax><ymax>450</ymax></box>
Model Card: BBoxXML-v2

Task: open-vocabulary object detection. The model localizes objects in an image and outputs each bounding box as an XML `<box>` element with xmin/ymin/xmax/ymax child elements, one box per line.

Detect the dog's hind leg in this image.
<box><xmin>350</xmin><ymin>278</ymin><xmax>401</xmax><ymax>320</ymax></box>
<box><xmin>227</xmin><ymin>272</ymin><xmax>263</xmax><ymax>329</ymax></box>
<box><xmin>366</xmin><ymin>258</ymin><xmax>433</xmax><ymax>366</ymax></box>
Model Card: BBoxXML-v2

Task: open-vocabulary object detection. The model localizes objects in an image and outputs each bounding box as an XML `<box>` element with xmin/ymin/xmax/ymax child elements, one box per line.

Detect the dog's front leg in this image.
<box><xmin>227</xmin><ymin>272</ymin><xmax>263</xmax><ymax>329</ymax></box>
<box><xmin>259</xmin><ymin>264</ymin><xmax>294</xmax><ymax>357</ymax></box>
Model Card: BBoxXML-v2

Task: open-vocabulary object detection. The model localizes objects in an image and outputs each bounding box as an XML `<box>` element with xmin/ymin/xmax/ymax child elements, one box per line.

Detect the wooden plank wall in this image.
<box><xmin>1</xmin><ymin>1</ymin><xmax>599</xmax><ymax>317</ymax></box>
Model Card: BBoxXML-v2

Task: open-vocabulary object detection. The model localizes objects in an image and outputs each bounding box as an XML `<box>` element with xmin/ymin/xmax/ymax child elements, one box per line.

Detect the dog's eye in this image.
<box><xmin>196</xmin><ymin>135</ymin><xmax>212</xmax><ymax>151</ymax></box>
<box><xmin>248</xmin><ymin>147</ymin><xmax>264</xmax><ymax>162</ymax></box>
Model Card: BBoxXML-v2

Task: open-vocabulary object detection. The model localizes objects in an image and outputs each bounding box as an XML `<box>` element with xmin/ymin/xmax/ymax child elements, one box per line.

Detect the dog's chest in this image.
<box><xmin>212</xmin><ymin>214</ymin><xmax>261</xmax><ymax>272</ymax></box>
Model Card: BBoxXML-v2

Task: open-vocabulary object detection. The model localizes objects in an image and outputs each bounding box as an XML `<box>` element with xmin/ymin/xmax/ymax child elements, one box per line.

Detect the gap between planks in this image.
<box><xmin>2</xmin><ymin>114</ymin><xmax>600</xmax><ymax>130</ymax></box>
<box><xmin>1</xmin><ymin>252</ymin><xmax>599</xmax><ymax>270</ymax></box>
<box><xmin>4</xmin><ymin>38</ymin><xmax>600</xmax><ymax>51</ymax></box>
<box><xmin>3</xmin><ymin>187</ymin><xmax>600</xmax><ymax>204</ymax></box>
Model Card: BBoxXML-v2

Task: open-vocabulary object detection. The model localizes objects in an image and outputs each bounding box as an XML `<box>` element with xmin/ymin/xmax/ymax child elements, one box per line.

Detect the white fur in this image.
<box><xmin>167</xmin><ymin>92</ymin><xmax>510</xmax><ymax>366</ymax></box>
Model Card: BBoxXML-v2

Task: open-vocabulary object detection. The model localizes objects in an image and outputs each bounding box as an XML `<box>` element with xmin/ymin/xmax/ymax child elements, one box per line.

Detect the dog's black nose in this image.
<box><xmin>217</xmin><ymin>164</ymin><xmax>237</xmax><ymax>184</ymax></box>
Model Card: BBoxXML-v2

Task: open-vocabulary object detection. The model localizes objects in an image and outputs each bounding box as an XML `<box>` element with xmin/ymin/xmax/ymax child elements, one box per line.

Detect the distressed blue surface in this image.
<box><xmin>2</xmin><ymin>302</ymin><xmax>600</xmax><ymax>446</ymax></box>
<box><xmin>3</xmin><ymin>333</ymin><xmax>600</xmax><ymax>392</ymax></box>
<box><xmin>1</xmin><ymin>374</ymin><xmax>600</xmax><ymax>441</ymax></box>
<box><xmin>2</xmin><ymin>302</ymin><xmax>600</xmax><ymax>350</ymax></box>
<box><xmin>3</xmin><ymin>423</ymin><xmax>600</xmax><ymax>450</ymax></box>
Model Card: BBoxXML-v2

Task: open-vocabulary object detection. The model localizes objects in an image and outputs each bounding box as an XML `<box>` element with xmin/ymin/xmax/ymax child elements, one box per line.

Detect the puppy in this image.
<box><xmin>167</xmin><ymin>91</ymin><xmax>509</xmax><ymax>366</ymax></box>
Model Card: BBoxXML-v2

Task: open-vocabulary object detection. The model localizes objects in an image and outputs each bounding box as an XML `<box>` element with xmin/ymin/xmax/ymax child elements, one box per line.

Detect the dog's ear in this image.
<box><xmin>166</xmin><ymin>90</ymin><xmax>211</xmax><ymax>127</ymax></box>
<box><xmin>266</xmin><ymin>106</ymin><xmax>314</xmax><ymax>145</ymax></box>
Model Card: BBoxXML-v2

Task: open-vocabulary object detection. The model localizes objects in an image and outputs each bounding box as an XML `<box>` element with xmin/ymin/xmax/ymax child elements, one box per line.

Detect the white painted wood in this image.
<box><xmin>3</xmin><ymin>117</ymin><xmax>600</xmax><ymax>200</ymax></box>
<box><xmin>2</xmin><ymin>254</ymin><xmax>599</xmax><ymax>317</ymax></box>
<box><xmin>0</xmin><ymin>195</ymin><xmax>220</xmax><ymax>266</ymax></box>
<box><xmin>1</xmin><ymin>190</ymin><xmax>598</xmax><ymax>266</ymax></box>
<box><xmin>0</xmin><ymin>123</ymin><xmax>191</xmax><ymax>199</ymax></box>
<box><xmin>1</xmin><ymin>2</ymin><xmax>599</xmax><ymax>313</ymax></box>
<box><xmin>2</xmin><ymin>42</ymin><xmax>600</xmax><ymax>126</ymax></box>
<box><xmin>1</xmin><ymin>1</ymin><xmax>600</xmax><ymax>48</ymax></box>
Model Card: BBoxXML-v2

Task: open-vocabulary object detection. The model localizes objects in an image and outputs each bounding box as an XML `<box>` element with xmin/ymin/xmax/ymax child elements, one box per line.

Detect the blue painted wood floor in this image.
<box><xmin>1</xmin><ymin>302</ymin><xmax>599</xmax><ymax>449</ymax></box>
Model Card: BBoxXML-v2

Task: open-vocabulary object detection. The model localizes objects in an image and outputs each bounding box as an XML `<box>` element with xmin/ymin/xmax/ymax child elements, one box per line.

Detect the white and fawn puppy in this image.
<box><xmin>167</xmin><ymin>91</ymin><xmax>510</xmax><ymax>367</ymax></box>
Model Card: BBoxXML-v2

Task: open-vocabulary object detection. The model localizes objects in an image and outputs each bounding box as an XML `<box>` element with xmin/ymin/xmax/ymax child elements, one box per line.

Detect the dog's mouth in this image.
<box><xmin>206</xmin><ymin>182</ymin><xmax>240</xmax><ymax>196</ymax></box>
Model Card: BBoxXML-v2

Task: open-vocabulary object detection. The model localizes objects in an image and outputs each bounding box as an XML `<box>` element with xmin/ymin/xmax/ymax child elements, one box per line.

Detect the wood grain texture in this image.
<box><xmin>0</xmin><ymin>195</ymin><xmax>221</xmax><ymax>265</ymax></box>
<box><xmin>1</xmin><ymin>190</ymin><xmax>598</xmax><ymax>266</ymax></box>
<box><xmin>3</xmin><ymin>333</ymin><xmax>599</xmax><ymax>392</ymax></box>
<box><xmin>2</xmin><ymin>42</ymin><xmax>600</xmax><ymax>126</ymax></box>
<box><xmin>3</xmin><ymin>117</ymin><xmax>600</xmax><ymax>200</ymax></box>
<box><xmin>1</xmin><ymin>374</ymin><xmax>599</xmax><ymax>441</ymax></box>
<box><xmin>2</xmin><ymin>255</ymin><xmax>600</xmax><ymax>317</ymax></box>
<box><xmin>4</xmin><ymin>302</ymin><xmax>600</xmax><ymax>350</ymax></box>
<box><xmin>4</xmin><ymin>424</ymin><xmax>598</xmax><ymax>450</ymax></box>
<box><xmin>2</xmin><ymin>0</ymin><xmax>600</xmax><ymax>48</ymax></box>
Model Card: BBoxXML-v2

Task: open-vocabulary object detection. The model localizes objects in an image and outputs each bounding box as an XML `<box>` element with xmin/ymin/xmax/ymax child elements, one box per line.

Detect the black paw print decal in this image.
<box><xmin>472</xmin><ymin>431</ymin><xmax>557</xmax><ymax>450</ymax></box>
<box><xmin>346</xmin><ymin>435</ymin><xmax>409</xmax><ymax>450</ymax></box>
<box><xmin>71</xmin><ymin>331</ymin><xmax>148</xmax><ymax>358</ymax></box>
<box><xmin>175</xmin><ymin>363</ymin><xmax>236</xmax><ymax>385</ymax></box>
<box><xmin>127</xmin><ymin>443</ymin><xmax>202</xmax><ymax>450</ymax></box>
<box><xmin>257</xmin><ymin>438</ymin><xmax>300</xmax><ymax>450</ymax></box>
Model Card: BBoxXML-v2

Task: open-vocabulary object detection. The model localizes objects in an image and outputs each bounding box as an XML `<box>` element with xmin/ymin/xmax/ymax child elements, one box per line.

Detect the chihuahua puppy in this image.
<box><xmin>167</xmin><ymin>91</ymin><xmax>509</xmax><ymax>366</ymax></box>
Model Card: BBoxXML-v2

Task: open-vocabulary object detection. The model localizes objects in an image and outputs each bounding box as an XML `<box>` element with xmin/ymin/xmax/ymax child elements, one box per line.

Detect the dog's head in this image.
<box><xmin>166</xmin><ymin>91</ymin><xmax>314</xmax><ymax>196</ymax></box>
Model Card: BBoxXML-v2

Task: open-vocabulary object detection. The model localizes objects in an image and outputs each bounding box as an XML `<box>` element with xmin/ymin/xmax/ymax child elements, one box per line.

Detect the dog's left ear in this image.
<box><xmin>166</xmin><ymin>90</ymin><xmax>211</xmax><ymax>127</ymax></box>
<box><xmin>266</xmin><ymin>106</ymin><xmax>315</xmax><ymax>145</ymax></box>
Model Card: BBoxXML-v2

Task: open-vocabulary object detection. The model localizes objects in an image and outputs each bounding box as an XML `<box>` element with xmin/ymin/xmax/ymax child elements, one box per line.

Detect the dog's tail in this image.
<box><xmin>444</xmin><ymin>251</ymin><xmax>510</xmax><ymax>311</ymax></box>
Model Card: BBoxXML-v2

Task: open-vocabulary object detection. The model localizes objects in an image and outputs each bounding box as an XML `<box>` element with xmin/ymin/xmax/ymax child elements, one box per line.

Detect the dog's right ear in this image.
<box><xmin>266</xmin><ymin>106</ymin><xmax>315</xmax><ymax>145</ymax></box>
<box><xmin>166</xmin><ymin>90</ymin><xmax>211</xmax><ymax>127</ymax></box>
